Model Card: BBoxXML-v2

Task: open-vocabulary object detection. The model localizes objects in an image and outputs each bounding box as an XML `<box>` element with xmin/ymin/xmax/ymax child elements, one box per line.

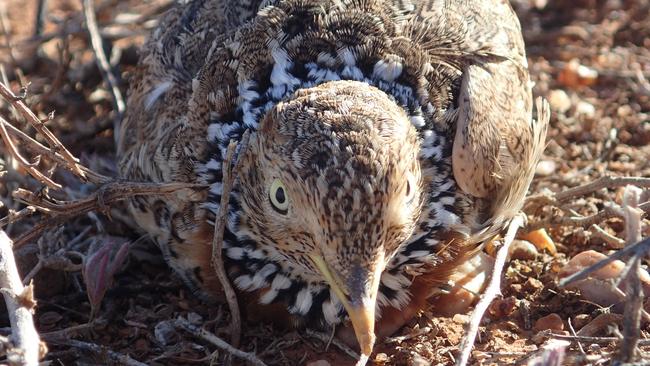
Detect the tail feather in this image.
<box><xmin>470</xmin><ymin>97</ymin><xmax>550</xmax><ymax>244</ymax></box>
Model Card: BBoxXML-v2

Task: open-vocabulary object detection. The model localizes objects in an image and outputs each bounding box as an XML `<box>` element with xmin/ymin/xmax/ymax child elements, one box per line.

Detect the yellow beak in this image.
<box><xmin>309</xmin><ymin>254</ymin><xmax>384</xmax><ymax>358</ymax></box>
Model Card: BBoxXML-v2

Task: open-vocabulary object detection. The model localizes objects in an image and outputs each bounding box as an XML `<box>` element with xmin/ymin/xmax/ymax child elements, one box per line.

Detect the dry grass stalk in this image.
<box><xmin>210</xmin><ymin>130</ymin><xmax>250</xmax><ymax>348</ymax></box>
<box><xmin>82</xmin><ymin>0</ymin><xmax>125</xmax><ymax>141</ymax></box>
<box><xmin>455</xmin><ymin>214</ymin><xmax>525</xmax><ymax>366</ymax></box>
<box><xmin>305</xmin><ymin>328</ymin><xmax>360</xmax><ymax>360</ymax></box>
<box><xmin>47</xmin><ymin>338</ymin><xmax>147</xmax><ymax>366</ymax></box>
<box><xmin>10</xmin><ymin>181</ymin><xmax>204</xmax><ymax>247</ymax></box>
<box><xmin>617</xmin><ymin>186</ymin><xmax>645</xmax><ymax>362</ymax></box>
<box><xmin>174</xmin><ymin>316</ymin><xmax>268</xmax><ymax>366</ymax></box>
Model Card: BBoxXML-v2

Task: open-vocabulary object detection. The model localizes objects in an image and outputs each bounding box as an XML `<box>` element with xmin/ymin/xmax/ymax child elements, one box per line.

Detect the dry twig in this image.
<box><xmin>174</xmin><ymin>316</ymin><xmax>268</xmax><ymax>366</ymax></box>
<box><xmin>48</xmin><ymin>338</ymin><xmax>147</xmax><ymax>366</ymax></box>
<box><xmin>0</xmin><ymin>115</ymin><xmax>60</xmax><ymax>189</ymax></box>
<box><xmin>210</xmin><ymin>130</ymin><xmax>250</xmax><ymax>347</ymax></box>
<box><xmin>0</xmin><ymin>230</ymin><xmax>43</xmax><ymax>365</ymax></box>
<box><xmin>540</xmin><ymin>331</ymin><xmax>650</xmax><ymax>346</ymax></box>
<box><xmin>0</xmin><ymin>114</ymin><xmax>109</xmax><ymax>184</ymax></box>
<box><xmin>455</xmin><ymin>214</ymin><xmax>525</xmax><ymax>366</ymax></box>
<box><xmin>0</xmin><ymin>81</ymin><xmax>86</xmax><ymax>180</ymax></box>
<box><xmin>617</xmin><ymin>186</ymin><xmax>645</xmax><ymax>363</ymax></box>
<box><xmin>304</xmin><ymin>328</ymin><xmax>360</xmax><ymax>360</ymax></box>
<box><xmin>525</xmin><ymin>176</ymin><xmax>650</xmax><ymax>210</ymax></box>
<box><xmin>10</xmin><ymin>181</ymin><xmax>204</xmax><ymax>247</ymax></box>
<box><xmin>82</xmin><ymin>0</ymin><xmax>125</xmax><ymax>141</ymax></box>
<box><xmin>526</xmin><ymin>200</ymin><xmax>649</xmax><ymax>232</ymax></box>
<box><xmin>557</xmin><ymin>186</ymin><xmax>648</xmax><ymax>362</ymax></box>
<box><xmin>559</xmin><ymin>237</ymin><xmax>650</xmax><ymax>287</ymax></box>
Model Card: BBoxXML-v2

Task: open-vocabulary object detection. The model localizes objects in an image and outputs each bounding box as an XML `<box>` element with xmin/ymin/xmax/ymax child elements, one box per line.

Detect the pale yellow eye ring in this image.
<box><xmin>269</xmin><ymin>179</ymin><xmax>289</xmax><ymax>213</ymax></box>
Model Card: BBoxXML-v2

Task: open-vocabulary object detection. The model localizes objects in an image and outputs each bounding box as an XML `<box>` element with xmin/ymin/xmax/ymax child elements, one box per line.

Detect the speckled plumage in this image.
<box><xmin>117</xmin><ymin>0</ymin><xmax>548</xmax><ymax>354</ymax></box>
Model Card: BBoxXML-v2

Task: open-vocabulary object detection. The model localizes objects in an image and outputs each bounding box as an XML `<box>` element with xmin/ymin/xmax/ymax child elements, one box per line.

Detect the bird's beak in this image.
<box><xmin>309</xmin><ymin>254</ymin><xmax>385</xmax><ymax>358</ymax></box>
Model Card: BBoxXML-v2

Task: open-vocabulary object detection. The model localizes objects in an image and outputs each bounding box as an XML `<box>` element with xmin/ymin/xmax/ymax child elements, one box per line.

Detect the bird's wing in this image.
<box><xmin>117</xmin><ymin>0</ymin><xmax>251</xmax><ymax>298</ymax></box>
<box><xmin>408</xmin><ymin>0</ymin><xmax>547</xmax><ymax>226</ymax></box>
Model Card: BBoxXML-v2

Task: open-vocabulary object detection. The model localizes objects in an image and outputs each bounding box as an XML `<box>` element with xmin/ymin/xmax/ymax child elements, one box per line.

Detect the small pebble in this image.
<box><xmin>523</xmin><ymin>277</ymin><xmax>544</xmax><ymax>292</ymax></box>
<box><xmin>38</xmin><ymin>311</ymin><xmax>63</xmax><ymax>327</ymax></box>
<box><xmin>452</xmin><ymin>314</ymin><xmax>470</xmax><ymax>324</ymax></box>
<box><xmin>154</xmin><ymin>320</ymin><xmax>178</xmax><ymax>346</ymax></box>
<box><xmin>558</xmin><ymin>59</ymin><xmax>598</xmax><ymax>87</ymax></box>
<box><xmin>306</xmin><ymin>361</ymin><xmax>330</xmax><ymax>366</ymax></box>
<box><xmin>374</xmin><ymin>353</ymin><xmax>389</xmax><ymax>365</ymax></box>
<box><xmin>535</xmin><ymin>160</ymin><xmax>557</xmax><ymax>177</ymax></box>
<box><xmin>575</xmin><ymin>100</ymin><xmax>595</xmax><ymax>119</ymax></box>
<box><xmin>572</xmin><ymin>314</ymin><xmax>591</xmax><ymax>330</ymax></box>
<box><xmin>488</xmin><ymin>296</ymin><xmax>518</xmax><ymax>319</ymax></box>
<box><xmin>187</xmin><ymin>312</ymin><xmax>203</xmax><ymax>324</ymax></box>
<box><xmin>547</xmin><ymin>89</ymin><xmax>571</xmax><ymax>113</ymax></box>
<box><xmin>509</xmin><ymin>240</ymin><xmax>539</xmax><ymax>260</ymax></box>
<box><xmin>534</xmin><ymin>313</ymin><xmax>564</xmax><ymax>332</ymax></box>
<box><xmin>411</xmin><ymin>353</ymin><xmax>431</xmax><ymax>366</ymax></box>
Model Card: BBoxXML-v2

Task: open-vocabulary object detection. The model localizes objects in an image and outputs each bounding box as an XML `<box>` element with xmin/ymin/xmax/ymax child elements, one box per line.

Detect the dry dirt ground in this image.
<box><xmin>1</xmin><ymin>0</ymin><xmax>649</xmax><ymax>365</ymax></box>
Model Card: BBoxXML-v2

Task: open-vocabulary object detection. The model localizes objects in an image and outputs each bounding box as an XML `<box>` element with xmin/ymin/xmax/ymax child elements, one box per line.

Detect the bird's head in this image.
<box><xmin>235</xmin><ymin>80</ymin><xmax>424</xmax><ymax>356</ymax></box>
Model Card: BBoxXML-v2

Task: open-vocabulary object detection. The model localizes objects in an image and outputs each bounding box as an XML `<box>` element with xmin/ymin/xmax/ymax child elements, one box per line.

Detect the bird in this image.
<box><xmin>116</xmin><ymin>0</ymin><xmax>549</xmax><ymax>360</ymax></box>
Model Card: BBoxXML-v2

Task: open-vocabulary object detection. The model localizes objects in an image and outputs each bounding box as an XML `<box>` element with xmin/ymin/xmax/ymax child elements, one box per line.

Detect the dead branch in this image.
<box><xmin>304</xmin><ymin>328</ymin><xmax>360</xmax><ymax>360</ymax></box>
<box><xmin>82</xmin><ymin>0</ymin><xmax>125</xmax><ymax>143</ymax></box>
<box><xmin>48</xmin><ymin>338</ymin><xmax>147</xmax><ymax>366</ymax></box>
<box><xmin>0</xmin><ymin>81</ymin><xmax>87</xmax><ymax>181</ymax></box>
<box><xmin>174</xmin><ymin>316</ymin><xmax>268</xmax><ymax>366</ymax></box>
<box><xmin>0</xmin><ymin>206</ymin><xmax>36</xmax><ymax>229</ymax></box>
<box><xmin>526</xmin><ymin>200</ymin><xmax>649</xmax><ymax>232</ymax></box>
<box><xmin>0</xmin><ymin>116</ymin><xmax>61</xmax><ymax>189</ymax></box>
<box><xmin>617</xmin><ymin>186</ymin><xmax>645</xmax><ymax>363</ymax></box>
<box><xmin>559</xmin><ymin>237</ymin><xmax>650</xmax><ymax>287</ymax></box>
<box><xmin>590</xmin><ymin>224</ymin><xmax>626</xmax><ymax>249</ymax></box>
<box><xmin>540</xmin><ymin>331</ymin><xmax>650</xmax><ymax>346</ymax></box>
<box><xmin>40</xmin><ymin>321</ymin><xmax>100</xmax><ymax>341</ymax></box>
<box><xmin>0</xmin><ymin>230</ymin><xmax>44</xmax><ymax>365</ymax></box>
<box><xmin>210</xmin><ymin>130</ymin><xmax>250</xmax><ymax>348</ymax></box>
<box><xmin>525</xmin><ymin>175</ymin><xmax>650</xmax><ymax>210</ymax></box>
<box><xmin>10</xmin><ymin>181</ymin><xmax>205</xmax><ymax>247</ymax></box>
<box><xmin>0</xmin><ymin>114</ymin><xmax>109</xmax><ymax>184</ymax></box>
<box><xmin>455</xmin><ymin>214</ymin><xmax>525</xmax><ymax>366</ymax></box>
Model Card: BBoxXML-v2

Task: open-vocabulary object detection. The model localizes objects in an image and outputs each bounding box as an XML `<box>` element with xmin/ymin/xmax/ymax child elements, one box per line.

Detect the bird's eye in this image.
<box><xmin>269</xmin><ymin>179</ymin><xmax>289</xmax><ymax>214</ymax></box>
<box><xmin>405</xmin><ymin>172</ymin><xmax>417</xmax><ymax>203</ymax></box>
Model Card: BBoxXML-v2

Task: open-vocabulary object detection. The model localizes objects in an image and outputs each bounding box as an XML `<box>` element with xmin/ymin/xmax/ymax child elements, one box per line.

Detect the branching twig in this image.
<box><xmin>11</xmin><ymin>181</ymin><xmax>205</xmax><ymax>247</ymax></box>
<box><xmin>210</xmin><ymin>130</ymin><xmax>250</xmax><ymax>347</ymax></box>
<box><xmin>540</xmin><ymin>331</ymin><xmax>650</xmax><ymax>346</ymax></box>
<box><xmin>455</xmin><ymin>214</ymin><xmax>525</xmax><ymax>366</ymax></box>
<box><xmin>0</xmin><ymin>206</ymin><xmax>36</xmax><ymax>230</ymax></box>
<box><xmin>82</xmin><ymin>0</ymin><xmax>125</xmax><ymax>143</ymax></box>
<box><xmin>0</xmin><ymin>115</ymin><xmax>61</xmax><ymax>189</ymax></box>
<box><xmin>0</xmin><ymin>81</ymin><xmax>86</xmax><ymax>180</ymax></box>
<box><xmin>590</xmin><ymin>224</ymin><xmax>626</xmax><ymax>249</ymax></box>
<box><xmin>174</xmin><ymin>316</ymin><xmax>268</xmax><ymax>366</ymax></box>
<box><xmin>526</xmin><ymin>201</ymin><xmax>649</xmax><ymax>232</ymax></box>
<box><xmin>48</xmin><ymin>338</ymin><xmax>147</xmax><ymax>366</ymax></box>
<box><xmin>525</xmin><ymin>176</ymin><xmax>650</xmax><ymax>209</ymax></box>
<box><xmin>0</xmin><ymin>230</ymin><xmax>43</xmax><ymax>365</ymax></box>
<box><xmin>617</xmin><ymin>186</ymin><xmax>645</xmax><ymax>363</ymax></box>
<box><xmin>0</xmin><ymin>112</ymin><xmax>109</xmax><ymax>184</ymax></box>
<box><xmin>304</xmin><ymin>328</ymin><xmax>360</xmax><ymax>360</ymax></box>
<box><xmin>559</xmin><ymin>237</ymin><xmax>650</xmax><ymax>287</ymax></box>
